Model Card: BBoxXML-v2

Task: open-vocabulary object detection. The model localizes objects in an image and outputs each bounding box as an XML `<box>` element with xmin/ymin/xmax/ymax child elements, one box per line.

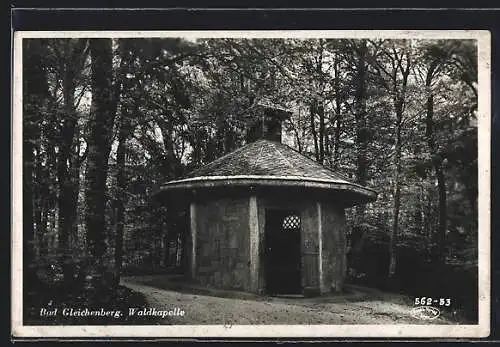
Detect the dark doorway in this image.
<box><xmin>264</xmin><ymin>209</ymin><xmax>302</xmax><ymax>295</ymax></box>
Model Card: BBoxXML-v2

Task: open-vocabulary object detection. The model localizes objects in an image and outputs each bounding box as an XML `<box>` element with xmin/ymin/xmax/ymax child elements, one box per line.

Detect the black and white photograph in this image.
<box><xmin>12</xmin><ymin>30</ymin><xmax>490</xmax><ymax>338</ymax></box>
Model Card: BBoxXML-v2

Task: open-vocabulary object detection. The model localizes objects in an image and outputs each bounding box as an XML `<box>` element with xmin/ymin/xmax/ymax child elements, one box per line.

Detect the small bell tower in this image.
<box><xmin>246</xmin><ymin>103</ymin><xmax>291</xmax><ymax>143</ymax></box>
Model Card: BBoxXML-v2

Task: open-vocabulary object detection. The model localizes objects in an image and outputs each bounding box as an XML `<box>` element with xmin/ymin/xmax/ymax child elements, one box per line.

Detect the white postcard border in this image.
<box><xmin>11</xmin><ymin>29</ymin><xmax>491</xmax><ymax>338</ymax></box>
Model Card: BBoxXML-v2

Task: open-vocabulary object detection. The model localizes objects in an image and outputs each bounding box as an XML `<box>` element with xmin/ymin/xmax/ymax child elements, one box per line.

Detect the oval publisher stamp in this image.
<box><xmin>410</xmin><ymin>306</ymin><xmax>441</xmax><ymax>321</ymax></box>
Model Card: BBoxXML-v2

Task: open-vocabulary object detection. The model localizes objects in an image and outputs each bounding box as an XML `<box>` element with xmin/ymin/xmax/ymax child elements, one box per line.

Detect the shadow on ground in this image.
<box><xmin>120</xmin><ymin>275</ymin><xmax>462</xmax><ymax>325</ymax></box>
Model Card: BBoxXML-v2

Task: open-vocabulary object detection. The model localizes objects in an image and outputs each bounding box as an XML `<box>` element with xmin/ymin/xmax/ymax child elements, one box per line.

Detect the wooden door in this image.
<box><xmin>264</xmin><ymin>209</ymin><xmax>302</xmax><ymax>295</ymax></box>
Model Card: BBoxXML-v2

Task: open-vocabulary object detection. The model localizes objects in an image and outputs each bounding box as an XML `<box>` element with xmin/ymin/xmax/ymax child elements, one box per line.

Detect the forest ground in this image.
<box><xmin>121</xmin><ymin>275</ymin><xmax>456</xmax><ymax>325</ymax></box>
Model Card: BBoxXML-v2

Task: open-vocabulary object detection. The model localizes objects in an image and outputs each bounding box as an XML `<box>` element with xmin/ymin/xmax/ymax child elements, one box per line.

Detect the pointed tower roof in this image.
<box><xmin>156</xmin><ymin>139</ymin><xmax>377</xmax><ymax>206</ymax></box>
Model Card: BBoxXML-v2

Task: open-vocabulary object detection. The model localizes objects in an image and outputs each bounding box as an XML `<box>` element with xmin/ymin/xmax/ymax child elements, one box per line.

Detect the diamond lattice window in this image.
<box><xmin>282</xmin><ymin>214</ymin><xmax>301</xmax><ymax>230</ymax></box>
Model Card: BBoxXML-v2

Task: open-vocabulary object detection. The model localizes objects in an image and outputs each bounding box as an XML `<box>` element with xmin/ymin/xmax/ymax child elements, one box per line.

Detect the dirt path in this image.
<box><xmin>121</xmin><ymin>277</ymin><xmax>452</xmax><ymax>325</ymax></box>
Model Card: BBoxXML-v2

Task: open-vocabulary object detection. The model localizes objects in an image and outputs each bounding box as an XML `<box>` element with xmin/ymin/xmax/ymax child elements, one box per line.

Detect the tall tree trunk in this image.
<box><xmin>113</xmin><ymin>102</ymin><xmax>134</xmax><ymax>285</ymax></box>
<box><xmin>114</xmin><ymin>123</ymin><xmax>127</xmax><ymax>286</ymax></box>
<box><xmin>216</xmin><ymin>115</ymin><xmax>226</xmax><ymax>156</ymax></box>
<box><xmin>387</xmin><ymin>47</ymin><xmax>411</xmax><ymax>278</ymax></box>
<box><xmin>47</xmin><ymin>144</ymin><xmax>59</xmax><ymax>256</ymax></box>
<box><xmin>158</xmin><ymin>116</ymin><xmax>182</xmax><ymax>179</ymax></box>
<box><xmin>318</xmin><ymin>103</ymin><xmax>325</xmax><ymax>164</ymax></box>
<box><xmin>23</xmin><ymin>119</ymin><xmax>36</xmax><ymax>291</ymax></box>
<box><xmin>435</xmin><ymin>166</ymin><xmax>447</xmax><ymax>258</ymax></box>
<box><xmin>290</xmin><ymin>110</ymin><xmax>304</xmax><ymax>153</ymax></box>
<box><xmin>49</xmin><ymin>39</ymin><xmax>89</xmax><ymax>286</ymax></box>
<box><xmin>49</xmin><ymin>206</ymin><xmax>58</xmax><ymax>256</ymax></box>
<box><xmin>23</xmin><ymin>39</ymin><xmax>49</xmax><ymax>291</ymax></box>
<box><xmin>33</xmin><ymin>148</ymin><xmax>42</xmax><ymax>259</ymax></box>
<box><xmin>293</xmin><ymin>127</ymin><xmax>303</xmax><ymax>153</ymax></box>
<box><xmin>333</xmin><ymin>114</ymin><xmax>342</xmax><ymax>169</ymax></box>
<box><xmin>333</xmin><ymin>59</ymin><xmax>343</xmax><ymax>170</ymax></box>
<box><xmin>354</xmin><ymin>40</ymin><xmax>368</xmax><ymax>222</ymax></box>
<box><xmin>57</xmin><ymin>61</ymin><xmax>78</xmax><ymax>284</ymax></box>
<box><xmin>33</xmin><ymin>147</ymin><xmax>48</xmax><ymax>257</ymax></box>
<box><xmin>316</xmin><ymin>43</ymin><xmax>326</xmax><ymax>164</ymax></box>
<box><xmin>388</xmin><ymin>100</ymin><xmax>403</xmax><ymax>277</ymax></box>
<box><xmin>40</xmin><ymin>202</ymin><xmax>49</xmax><ymax>255</ymax></box>
<box><xmin>85</xmin><ymin>38</ymin><xmax>116</xmax><ymax>270</ymax></box>
<box><xmin>464</xmin><ymin>181</ymin><xmax>477</xmax><ymax>231</ymax></box>
<box><xmin>418</xmin><ymin>181</ymin><xmax>425</xmax><ymax>235</ymax></box>
<box><xmin>424</xmin><ymin>189</ymin><xmax>433</xmax><ymax>247</ymax></box>
<box><xmin>309</xmin><ymin>103</ymin><xmax>319</xmax><ymax>161</ymax></box>
<box><xmin>425</xmin><ymin>78</ymin><xmax>447</xmax><ymax>262</ymax></box>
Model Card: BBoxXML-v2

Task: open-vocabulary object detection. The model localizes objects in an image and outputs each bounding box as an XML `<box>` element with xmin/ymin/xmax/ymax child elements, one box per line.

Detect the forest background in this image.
<box><xmin>22</xmin><ymin>37</ymin><xmax>479</xmax><ymax>322</ymax></box>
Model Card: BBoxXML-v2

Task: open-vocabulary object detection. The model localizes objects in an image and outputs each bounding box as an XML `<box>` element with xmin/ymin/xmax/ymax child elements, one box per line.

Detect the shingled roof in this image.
<box><xmin>157</xmin><ymin>139</ymin><xmax>377</xmax><ymax>204</ymax></box>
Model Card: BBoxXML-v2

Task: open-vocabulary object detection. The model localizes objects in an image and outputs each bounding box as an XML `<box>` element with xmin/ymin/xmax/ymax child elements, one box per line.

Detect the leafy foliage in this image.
<box><xmin>22</xmin><ymin>37</ymin><xmax>479</xmax><ymax>322</ymax></box>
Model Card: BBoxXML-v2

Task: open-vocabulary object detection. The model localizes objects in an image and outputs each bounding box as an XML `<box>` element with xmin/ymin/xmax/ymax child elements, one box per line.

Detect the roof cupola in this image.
<box><xmin>246</xmin><ymin>103</ymin><xmax>292</xmax><ymax>143</ymax></box>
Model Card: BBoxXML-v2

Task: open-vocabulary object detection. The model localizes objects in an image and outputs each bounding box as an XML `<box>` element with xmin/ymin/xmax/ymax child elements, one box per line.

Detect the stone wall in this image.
<box><xmin>191</xmin><ymin>193</ymin><xmax>347</xmax><ymax>295</ymax></box>
<box><xmin>194</xmin><ymin>197</ymin><xmax>251</xmax><ymax>291</ymax></box>
<box><xmin>301</xmin><ymin>204</ymin><xmax>320</xmax><ymax>295</ymax></box>
<box><xmin>321</xmin><ymin>202</ymin><xmax>347</xmax><ymax>292</ymax></box>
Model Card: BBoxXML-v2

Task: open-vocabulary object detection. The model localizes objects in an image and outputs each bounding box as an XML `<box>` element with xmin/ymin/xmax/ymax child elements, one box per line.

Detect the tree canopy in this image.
<box><xmin>22</xmin><ymin>36</ymin><xmax>479</xmax><ymax>322</ymax></box>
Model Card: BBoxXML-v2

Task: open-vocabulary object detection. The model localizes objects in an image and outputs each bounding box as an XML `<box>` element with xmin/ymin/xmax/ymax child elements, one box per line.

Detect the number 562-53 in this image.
<box><xmin>414</xmin><ymin>297</ymin><xmax>451</xmax><ymax>306</ymax></box>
